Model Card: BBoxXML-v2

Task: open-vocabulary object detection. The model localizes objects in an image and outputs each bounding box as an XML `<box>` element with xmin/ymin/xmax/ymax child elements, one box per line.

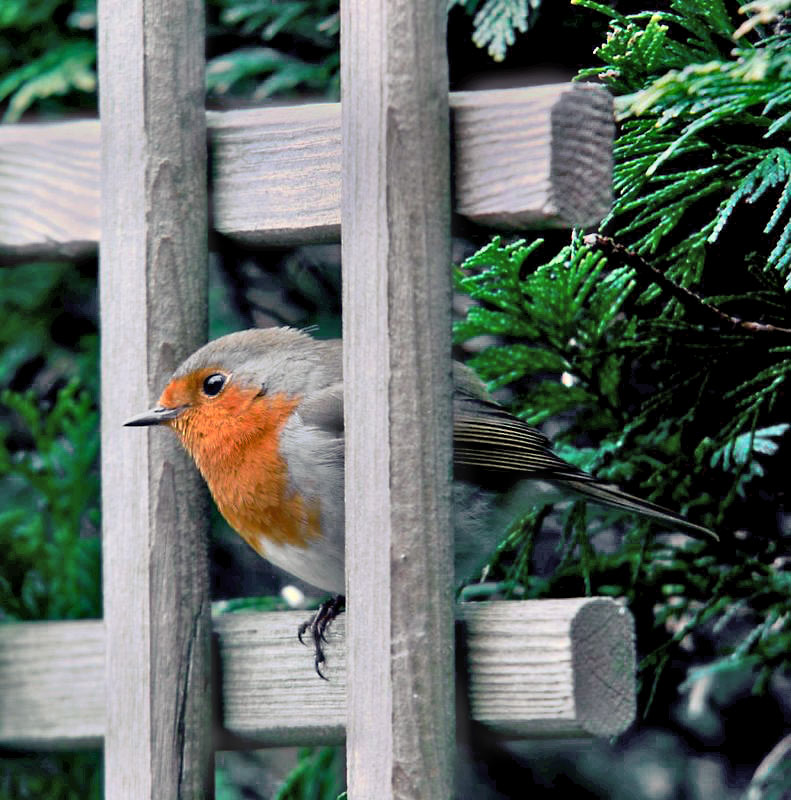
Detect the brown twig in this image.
<box><xmin>584</xmin><ymin>234</ymin><xmax>791</xmax><ymax>337</ymax></box>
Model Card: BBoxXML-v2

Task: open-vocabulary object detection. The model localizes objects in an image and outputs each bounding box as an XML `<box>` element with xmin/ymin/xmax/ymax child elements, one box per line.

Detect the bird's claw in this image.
<box><xmin>298</xmin><ymin>595</ymin><xmax>345</xmax><ymax>680</ymax></box>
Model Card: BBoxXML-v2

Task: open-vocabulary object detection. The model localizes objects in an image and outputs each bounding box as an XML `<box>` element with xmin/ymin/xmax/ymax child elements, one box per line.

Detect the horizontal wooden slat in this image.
<box><xmin>452</xmin><ymin>84</ymin><xmax>613</xmax><ymax>229</ymax></box>
<box><xmin>0</xmin><ymin>619</ymin><xmax>105</xmax><ymax>749</ymax></box>
<box><xmin>0</xmin><ymin>598</ymin><xmax>634</xmax><ymax>749</ymax></box>
<box><xmin>0</xmin><ymin>120</ymin><xmax>100</xmax><ymax>260</ymax></box>
<box><xmin>0</xmin><ymin>84</ymin><xmax>612</xmax><ymax>259</ymax></box>
<box><xmin>215</xmin><ymin>608</ymin><xmax>346</xmax><ymax>747</ymax></box>
<box><xmin>463</xmin><ymin>599</ymin><xmax>635</xmax><ymax>739</ymax></box>
<box><xmin>209</xmin><ymin>102</ymin><xmax>341</xmax><ymax>245</ymax></box>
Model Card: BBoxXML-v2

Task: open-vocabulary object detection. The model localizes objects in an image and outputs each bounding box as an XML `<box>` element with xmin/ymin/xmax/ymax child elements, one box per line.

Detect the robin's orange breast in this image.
<box><xmin>162</xmin><ymin>377</ymin><xmax>321</xmax><ymax>551</ymax></box>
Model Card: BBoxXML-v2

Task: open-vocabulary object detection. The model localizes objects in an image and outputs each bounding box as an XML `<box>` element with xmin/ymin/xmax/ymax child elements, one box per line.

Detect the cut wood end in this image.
<box><xmin>571</xmin><ymin>598</ymin><xmax>636</xmax><ymax>737</ymax></box>
<box><xmin>454</xmin><ymin>82</ymin><xmax>614</xmax><ymax>230</ymax></box>
<box><xmin>550</xmin><ymin>83</ymin><xmax>614</xmax><ymax>228</ymax></box>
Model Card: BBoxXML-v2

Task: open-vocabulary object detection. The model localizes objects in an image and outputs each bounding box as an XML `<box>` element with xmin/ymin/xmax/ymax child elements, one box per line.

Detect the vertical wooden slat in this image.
<box><xmin>98</xmin><ymin>0</ymin><xmax>212</xmax><ymax>797</ymax></box>
<box><xmin>341</xmin><ymin>0</ymin><xmax>454</xmax><ymax>798</ymax></box>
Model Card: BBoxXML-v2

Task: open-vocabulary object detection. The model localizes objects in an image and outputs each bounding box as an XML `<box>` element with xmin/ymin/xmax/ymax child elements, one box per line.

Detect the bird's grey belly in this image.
<box><xmin>258</xmin><ymin>535</ymin><xmax>346</xmax><ymax>595</ymax></box>
<box><xmin>261</xmin><ymin>477</ymin><xmax>562</xmax><ymax>595</ymax></box>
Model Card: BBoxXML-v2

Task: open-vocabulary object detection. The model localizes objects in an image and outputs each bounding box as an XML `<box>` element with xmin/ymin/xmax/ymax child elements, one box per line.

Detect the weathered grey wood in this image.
<box><xmin>0</xmin><ymin>620</ymin><xmax>105</xmax><ymax>749</ymax></box>
<box><xmin>98</xmin><ymin>0</ymin><xmax>212</xmax><ymax>797</ymax></box>
<box><xmin>213</xmin><ymin>612</ymin><xmax>346</xmax><ymax>746</ymax></box>
<box><xmin>462</xmin><ymin>599</ymin><xmax>635</xmax><ymax>738</ymax></box>
<box><xmin>0</xmin><ymin>600</ymin><xmax>635</xmax><ymax>748</ymax></box>
<box><xmin>341</xmin><ymin>0</ymin><xmax>454</xmax><ymax>797</ymax></box>
<box><xmin>0</xmin><ymin>84</ymin><xmax>613</xmax><ymax>258</ymax></box>
<box><xmin>0</xmin><ymin>120</ymin><xmax>99</xmax><ymax>260</ymax></box>
<box><xmin>452</xmin><ymin>84</ymin><xmax>614</xmax><ymax>228</ymax></box>
<box><xmin>209</xmin><ymin>104</ymin><xmax>341</xmax><ymax>243</ymax></box>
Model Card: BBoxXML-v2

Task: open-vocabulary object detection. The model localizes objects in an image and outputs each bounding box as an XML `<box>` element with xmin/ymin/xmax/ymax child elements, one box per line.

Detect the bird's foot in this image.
<box><xmin>298</xmin><ymin>595</ymin><xmax>345</xmax><ymax>680</ymax></box>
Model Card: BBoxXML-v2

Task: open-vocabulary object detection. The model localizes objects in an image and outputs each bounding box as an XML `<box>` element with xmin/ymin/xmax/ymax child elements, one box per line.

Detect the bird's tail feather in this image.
<box><xmin>563</xmin><ymin>479</ymin><xmax>718</xmax><ymax>541</ymax></box>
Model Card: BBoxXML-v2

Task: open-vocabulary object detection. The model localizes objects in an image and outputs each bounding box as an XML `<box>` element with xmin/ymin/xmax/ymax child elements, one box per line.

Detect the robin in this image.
<box><xmin>125</xmin><ymin>326</ymin><xmax>716</xmax><ymax>675</ymax></box>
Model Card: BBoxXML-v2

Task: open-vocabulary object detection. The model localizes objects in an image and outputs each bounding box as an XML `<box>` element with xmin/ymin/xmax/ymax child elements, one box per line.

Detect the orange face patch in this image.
<box><xmin>159</xmin><ymin>371</ymin><xmax>320</xmax><ymax>550</ymax></box>
<box><xmin>159</xmin><ymin>368</ymin><xmax>231</xmax><ymax>416</ymax></box>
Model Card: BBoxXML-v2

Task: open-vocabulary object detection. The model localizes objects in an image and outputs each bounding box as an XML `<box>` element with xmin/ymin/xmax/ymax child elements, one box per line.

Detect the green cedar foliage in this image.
<box><xmin>214</xmin><ymin>747</ymin><xmax>344</xmax><ymax>800</ymax></box>
<box><xmin>0</xmin><ymin>0</ymin><xmax>542</xmax><ymax>117</ymax></box>
<box><xmin>448</xmin><ymin>0</ymin><xmax>543</xmax><ymax>61</ymax></box>
<box><xmin>0</xmin><ymin>0</ymin><xmax>96</xmax><ymax>122</ymax></box>
<box><xmin>273</xmin><ymin>748</ymin><xmax>344</xmax><ymax>800</ymax></box>
<box><xmin>0</xmin><ymin>378</ymin><xmax>101</xmax><ymax>797</ymax></box>
<box><xmin>0</xmin><ymin>261</ymin><xmax>100</xmax><ymax>797</ymax></box>
<box><xmin>206</xmin><ymin>0</ymin><xmax>545</xmax><ymax>100</ymax></box>
<box><xmin>454</xmin><ymin>0</ymin><xmax>791</xmax><ymax>713</ymax></box>
<box><xmin>0</xmin><ymin>0</ymin><xmax>344</xmax><ymax>118</ymax></box>
<box><xmin>206</xmin><ymin>0</ymin><xmax>340</xmax><ymax>103</ymax></box>
<box><xmin>0</xmin><ymin>751</ymin><xmax>102</xmax><ymax>800</ymax></box>
<box><xmin>0</xmin><ymin>379</ymin><xmax>100</xmax><ymax>621</ymax></box>
<box><xmin>0</xmin><ymin>261</ymin><xmax>100</xmax><ymax>622</ymax></box>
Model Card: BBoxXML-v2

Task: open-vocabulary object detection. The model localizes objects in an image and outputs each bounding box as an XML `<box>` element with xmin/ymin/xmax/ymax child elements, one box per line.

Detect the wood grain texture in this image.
<box><xmin>452</xmin><ymin>84</ymin><xmax>613</xmax><ymax>228</ymax></box>
<box><xmin>0</xmin><ymin>120</ymin><xmax>99</xmax><ymax>259</ymax></box>
<box><xmin>0</xmin><ymin>84</ymin><xmax>612</xmax><ymax>258</ymax></box>
<box><xmin>341</xmin><ymin>0</ymin><xmax>455</xmax><ymax>796</ymax></box>
<box><xmin>98</xmin><ymin>0</ymin><xmax>212</xmax><ymax>797</ymax></box>
<box><xmin>213</xmin><ymin>611</ymin><xmax>346</xmax><ymax>746</ymax></box>
<box><xmin>462</xmin><ymin>599</ymin><xmax>635</xmax><ymax>738</ymax></box>
<box><xmin>208</xmin><ymin>104</ymin><xmax>341</xmax><ymax>243</ymax></box>
<box><xmin>0</xmin><ymin>601</ymin><xmax>635</xmax><ymax>749</ymax></box>
<box><xmin>0</xmin><ymin>620</ymin><xmax>105</xmax><ymax>749</ymax></box>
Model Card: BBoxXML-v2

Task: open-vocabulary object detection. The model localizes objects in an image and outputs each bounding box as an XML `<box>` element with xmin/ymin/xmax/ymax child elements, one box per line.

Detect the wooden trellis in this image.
<box><xmin>0</xmin><ymin>0</ymin><xmax>634</xmax><ymax>797</ymax></box>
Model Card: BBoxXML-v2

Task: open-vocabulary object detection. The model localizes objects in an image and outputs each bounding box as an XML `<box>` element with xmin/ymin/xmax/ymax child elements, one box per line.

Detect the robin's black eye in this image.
<box><xmin>202</xmin><ymin>373</ymin><xmax>226</xmax><ymax>397</ymax></box>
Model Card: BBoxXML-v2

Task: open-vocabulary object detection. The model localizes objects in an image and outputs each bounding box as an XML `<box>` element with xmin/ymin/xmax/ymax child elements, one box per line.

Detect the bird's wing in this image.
<box><xmin>452</xmin><ymin>389</ymin><xmax>588</xmax><ymax>482</ymax></box>
<box><xmin>452</xmin><ymin>387</ymin><xmax>717</xmax><ymax>540</ymax></box>
<box><xmin>299</xmin><ymin>358</ymin><xmax>588</xmax><ymax>481</ymax></box>
<box><xmin>296</xmin><ymin>382</ymin><xmax>344</xmax><ymax>438</ymax></box>
<box><xmin>292</xmin><ymin>364</ymin><xmax>715</xmax><ymax>538</ymax></box>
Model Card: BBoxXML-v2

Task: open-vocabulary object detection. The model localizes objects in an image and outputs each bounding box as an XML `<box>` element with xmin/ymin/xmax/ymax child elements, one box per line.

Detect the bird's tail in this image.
<box><xmin>563</xmin><ymin>479</ymin><xmax>718</xmax><ymax>541</ymax></box>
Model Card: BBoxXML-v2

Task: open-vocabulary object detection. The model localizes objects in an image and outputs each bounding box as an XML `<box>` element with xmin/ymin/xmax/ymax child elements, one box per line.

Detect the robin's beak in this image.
<box><xmin>123</xmin><ymin>405</ymin><xmax>187</xmax><ymax>427</ymax></box>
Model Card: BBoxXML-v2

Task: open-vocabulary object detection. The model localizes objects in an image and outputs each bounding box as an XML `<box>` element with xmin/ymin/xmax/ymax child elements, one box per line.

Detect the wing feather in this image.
<box><xmin>452</xmin><ymin>387</ymin><xmax>717</xmax><ymax>539</ymax></box>
<box><xmin>291</xmin><ymin>367</ymin><xmax>716</xmax><ymax>540</ymax></box>
<box><xmin>453</xmin><ymin>389</ymin><xmax>589</xmax><ymax>482</ymax></box>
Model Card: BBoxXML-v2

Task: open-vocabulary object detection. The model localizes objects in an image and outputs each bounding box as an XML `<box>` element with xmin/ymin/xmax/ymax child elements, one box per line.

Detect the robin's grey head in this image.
<box><xmin>172</xmin><ymin>327</ymin><xmax>342</xmax><ymax>398</ymax></box>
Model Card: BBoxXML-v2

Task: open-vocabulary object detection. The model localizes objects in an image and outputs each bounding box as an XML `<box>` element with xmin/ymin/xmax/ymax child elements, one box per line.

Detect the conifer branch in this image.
<box><xmin>584</xmin><ymin>234</ymin><xmax>791</xmax><ymax>337</ymax></box>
